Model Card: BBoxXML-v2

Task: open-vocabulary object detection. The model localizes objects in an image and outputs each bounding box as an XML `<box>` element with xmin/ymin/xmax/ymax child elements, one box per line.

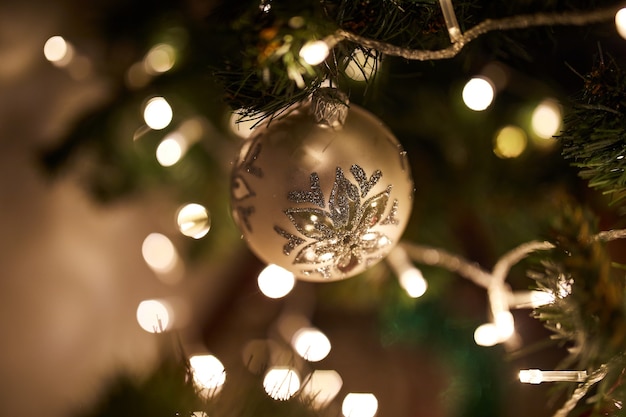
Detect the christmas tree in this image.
<box><xmin>3</xmin><ymin>0</ymin><xmax>626</xmax><ymax>417</ymax></box>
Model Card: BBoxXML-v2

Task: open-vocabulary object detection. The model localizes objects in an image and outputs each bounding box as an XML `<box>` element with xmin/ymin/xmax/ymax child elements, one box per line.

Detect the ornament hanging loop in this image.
<box><xmin>310</xmin><ymin>88</ymin><xmax>349</xmax><ymax>128</ymax></box>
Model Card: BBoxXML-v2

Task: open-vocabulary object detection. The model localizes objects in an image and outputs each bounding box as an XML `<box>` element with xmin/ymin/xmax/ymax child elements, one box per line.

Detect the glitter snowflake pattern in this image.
<box><xmin>277</xmin><ymin>164</ymin><xmax>396</xmax><ymax>278</ymax></box>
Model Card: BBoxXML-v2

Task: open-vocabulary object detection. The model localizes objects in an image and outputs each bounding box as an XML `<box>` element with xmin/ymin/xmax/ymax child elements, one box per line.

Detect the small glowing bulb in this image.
<box><xmin>156</xmin><ymin>135</ymin><xmax>185</xmax><ymax>166</ymax></box>
<box><xmin>495</xmin><ymin>311</ymin><xmax>515</xmax><ymax>340</ymax></box>
<box><xmin>257</xmin><ymin>264</ymin><xmax>295</xmax><ymax>298</ymax></box>
<box><xmin>462</xmin><ymin>77</ymin><xmax>495</xmax><ymax>111</ymax></box>
<box><xmin>531</xmin><ymin>99</ymin><xmax>562</xmax><ymax>139</ymax></box>
<box><xmin>229</xmin><ymin>111</ymin><xmax>258</xmax><ymax>139</ymax></box>
<box><xmin>301</xmin><ymin>370</ymin><xmax>343</xmax><ymax>409</ymax></box>
<box><xmin>616</xmin><ymin>8</ymin><xmax>626</xmax><ymax>39</ymax></box>
<box><xmin>399</xmin><ymin>268</ymin><xmax>428</xmax><ymax>298</ymax></box>
<box><xmin>345</xmin><ymin>49</ymin><xmax>378</xmax><ymax>81</ymax></box>
<box><xmin>44</xmin><ymin>36</ymin><xmax>74</xmax><ymax>66</ymax></box>
<box><xmin>143</xmin><ymin>97</ymin><xmax>173</xmax><ymax>130</ymax></box>
<box><xmin>189</xmin><ymin>354</ymin><xmax>226</xmax><ymax>396</ymax></box>
<box><xmin>300</xmin><ymin>40</ymin><xmax>330</xmax><ymax>65</ymax></box>
<box><xmin>177</xmin><ymin>203</ymin><xmax>211</xmax><ymax>239</ymax></box>
<box><xmin>342</xmin><ymin>393</ymin><xmax>378</xmax><ymax>417</ymax></box>
<box><xmin>474</xmin><ymin>323</ymin><xmax>499</xmax><ymax>347</ymax></box>
<box><xmin>494</xmin><ymin>125</ymin><xmax>527</xmax><ymax>159</ymax></box>
<box><xmin>263</xmin><ymin>367</ymin><xmax>300</xmax><ymax>400</ymax></box>
<box><xmin>144</xmin><ymin>43</ymin><xmax>176</xmax><ymax>74</ymax></box>
<box><xmin>136</xmin><ymin>299</ymin><xmax>172</xmax><ymax>333</ymax></box>
<box><xmin>292</xmin><ymin>327</ymin><xmax>331</xmax><ymax>362</ymax></box>
<box><xmin>141</xmin><ymin>233</ymin><xmax>178</xmax><ymax>273</ymax></box>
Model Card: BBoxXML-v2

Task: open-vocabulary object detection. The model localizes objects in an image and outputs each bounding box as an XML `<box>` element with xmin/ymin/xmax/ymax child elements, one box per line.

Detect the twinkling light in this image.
<box><xmin>473</xmin><ymin>323</ymin><xmax>499</xmax><ymax>347</ymax></box>
<box><xmin>399</xmin><ymin>268</ymin><xmax>428</xmax><ymax>298</ymax></box>
<box><xmin>299</xmin><ymin>40</ymin><xmax>330</xmax><ymax>65</ymax></box>
<box><xmin>229</xmin><ymin>111</ymin><xmax>258</xmax><ymax>139</ymax></box>
<box><xmin>136</xmin><ymin>299</ymin><xmax>172</xmax><ymax>333</ymax></box>
<box><xmin>156</xmin><ymin>133</ymin><xmax>186</xmax><ymax>166</ymax></box>
<box><xmin>494</xmin><ymin>125</ymin><xmax>527</xmax><ymax>159</ymax></box>
<box><xmin>144</xmin><ymin>43</ymin><xmax>176</xmax><ymax>74</ymax></box>
<box><xmin>44</xmin><ymin>36</ymin><xmax>74</xmax><ymax>66</ymax></box>
<box><xmin>519</xmin><ymin>369</ymin><xmax>588</xmax><ymax>384</ymax></box>
<box><xmin>257</xmin><ymin>264</ymin><xmax>295</xmax><ymax>299</ymax></box>
<box><xmin>531</xmin><ymin>99</ymin><xmax>562</xmax><ymax>139</ymax></box>
<box><xmin>263</xmin><ymin>367</ymin><xmax>300</xmax><ymax>400</ymax></box>
<box><xmin>462</xmin><ymin>77</ymin><xmax>495</xmax><ymax>111</ymax></box>
<box><xmin>292</xmin><ymin>327</ymin><xmax>331</xmax><ymax>362</ymax></box>
<box><xmin>177</xmin><ymin>203</ymin><xmax>211</xmax><ymax>239</ymax></box>
<box><xmin>345</xmin><ymin>49</ymin><xmax>378</xmax><ymax>81</ymax></box>
<box><xmin>301</xmin><ymin>370</ymin><xmax>343</xmax><ymax>409</ymax></box>
<box><xmin>141</xmin><ymin>233</ymin><xmax>178</xmax><ymax>273</ymax></box>
<box><xmin>143</xmin><ymin>97</ymin><xmax>173</xmax><ymax>130</ymax></box>
<box><xmin>342</xmin><ymin>393</ymin><xmax>378</xmax><ymax>417</ymax></box>
<box><xmin>494</xmin><ymin>311</ymin><xmax>515</xmax><ymax>341</ymax></box>
<box><xmin>192</xmin><ymin>412</ymin><xmax>208</xmax><ymax>417</ymax></box>
<box><xmin>616</xmin><ymin>8</ymin><xmax>626</xmax><ymax>39</ymax></box>
<box><xmin>189</xmin><ymin>354</ymin><xmax>226</xmax><ymax>397</ymax></box>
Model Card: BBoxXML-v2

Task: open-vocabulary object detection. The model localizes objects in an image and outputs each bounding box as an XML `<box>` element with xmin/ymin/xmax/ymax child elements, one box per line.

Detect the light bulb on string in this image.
<box><xmin>616</xmin><ymin>8</ymin><xmax>626</xmax><ymax>39</ymax></box>
<box><xmin>257</xmin><ymin>264</ymin><xmax>295</xmax><ymax>298</ymax></box>
<box><xmin>136</xmin><ymin>299</ymin><xmax>174</xmax><ymax>333</ymax></box>
<box><xmin>531</xmin><ymin>99</ymin><xmax>562</xmax><ymax>140</ymax></box>
<box><xmin>291</xmin><ymin>327</ymin><xmax>331</xmax><ymax>362</ymax></box>
<box><xmin>342</xmin><ymin>393</ymin><xmax>378</xmax><ymax>417</ymax></box>
<box><xmin>44</xmin><ymin>36</ymin><xmax>74</xmax><ymax>67</ymax></box>
<box><xmin>176</xmin><ymin>203</ymin><xmax>211</xmax><ymax>239</ymax></box>
<box><xmin>462</xmin><ymin>77</ymin><xmax>495</xmax><ymax>111</ymax></box>
<box><xmin>263</xmin><ymin>367</ymin><xmax>300</xmax><ymax>400</ymax></box>
<box><xmin>299</xmin><ymin>40</ymin><xmax>330</xmax><ymax>65</ymax></box>
<box><xmin>143</xmin><ymin>97</ymin><xmax>173</xmax><ymax>130</ymax></box>
<box><xmin>301</xmin><ymin>370</ymin><xmax>343</xmax><ymax>409</ymax></box>
<box><xmin>189</xmin><ymin>354</ymin><xmax>226</xmax><ymax>397</ymax></box>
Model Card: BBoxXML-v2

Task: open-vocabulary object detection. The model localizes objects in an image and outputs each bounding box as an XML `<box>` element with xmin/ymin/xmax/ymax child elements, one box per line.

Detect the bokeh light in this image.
<box><xmin>229</xmin><ymin>111</ymin><xmax>258</xmax><ymax>139</ymax></box>
<box><xmin>345</xmin><ymin>49</ymin><xmax>378</xmax><ymax>81</ymax></box>
<box><xmin>616</xmin><ymin>8</ymin><xmax>626</xmax><ymax>39</ymax></box>
<box><xmin>141</xmin><ymin>232</ymin><xmax>178</xmax><ymax>273</ymax></box>
<box><xmin>257</xmin><ymin>264</ymin><xmax>295</xmax><ymax>298</ymax></box>
<box><xmin>177</xmin><ymin>203</ymin><xmax>211</xmax><ymax>239</ymax></box>
<box><xmin>462</xmin><ymin>77</ymin><xmax>495</xmax><ymax>111</ymax></box>
<box><xmin>493</xmin><ymin>125</ymin><xmax>527</xmax><ymax>159</ymax></box>
<box><xmin>299</xmin><ymin>40</ymin><xmax>330</xmax><ymax>65</ymax></box>
<box><xmin>136</xmin><ymin>299</ymin><xmax>173</xmax><ymax>333</ymax></box>
<box><xmin>263</xmin><ymin>367</ymin><xmax>300</xmax><ymax>400</ymax></box>
<box><xmin>189</xmin><ymin>354</ymin><xmax>226</xmax><ymax>397</ymax></box>
<box><xmin>531</xmin><ymin>99</ymin><xmax>562</xmax><ymax>139</ymax></box>
<box><xmin>144</xmin><ymin>43</ymin><xmax>176</xmax><ymax>74</ymax></box>
<box><xmin>44</xmin><ymin>36</ymin><xmax>74</xmax><ymax>66</ymax></box>
<box><xmin>342</xmin><ymin>393</ymin><xmax>378</xmax><ymax>417</ymax></box>
<box><xmin>143</xmin><ymin>97</ymin><xmax>173</xmax><ymax>130</ymax></box>
<box><xmin>399</xmin><ymin>268</ymin><xmax>428</xmax><ymax>298</ymax></box>
<box><xmin>474</xmin><ymin>323</ymin><xmax>499</xmax><ymax>347</ymax></box>
<box><xmin>301</xmin><ymin>370</ymin><xmax>343</xmax><ymax>409</ymax></box>
<box><xmin>292</xmin><ymin>327</ymin><xmax>331</xmax><ymax>362</ymax></box>
<box><xmin>156</xmin><ymin>133</ymin><xmax>186</xmax><ymax>166</ymax></box>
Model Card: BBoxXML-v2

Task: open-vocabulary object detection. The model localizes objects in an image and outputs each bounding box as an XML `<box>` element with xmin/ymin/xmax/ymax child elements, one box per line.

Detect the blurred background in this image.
<box><xmin>1</xmin><ymin>1</ymin><xmax>625</xmax><ymax>416</ymax></box>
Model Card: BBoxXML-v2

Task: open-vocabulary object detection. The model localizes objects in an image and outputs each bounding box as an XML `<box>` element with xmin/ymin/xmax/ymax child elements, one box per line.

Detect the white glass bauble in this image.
<box><xmin>230</xmin><ymin>100</ymin><xmax>413</xmax><ymax>282</ymax></box>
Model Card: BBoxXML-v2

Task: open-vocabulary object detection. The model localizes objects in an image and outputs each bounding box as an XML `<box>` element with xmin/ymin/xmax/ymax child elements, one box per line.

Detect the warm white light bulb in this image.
<box><xmin>257</xmin><ymin>264</ymin><xmax>295</xmax><ymax>298</ymax></box>
<box><xmin>301</xmin><ymin>370</ymin><xmax>343</xmax><ymax>409</ymax></box>
<box><xmin>462</xmin><ymin>77</ymin><xmax>495</xmax><ymax>111</ymax></box>
<box><xmin>292</xmin><ymin>327</ymin><xmax>331</xmax><ymax>362</ymax></box>
<box><xmin>144</xmin><ymin>43</ymin><xmax>176</xmax><ymax>74</ymax></box>
<box><xmin>156</xmin><ymin>134</ymin><xmax>186</xmax><ymax>166</ymax></box>
<box><xmin>342</xmin><ymin>393</ymin><xmax>378</xmax><ymax>417</ymax></box>
<box><xmin>141</xmin><ymin>233</ymin><xmax>178</xmax><ymax>273</ymax></box>
<box><xmin>189</xmin><ymin>354</ymin><xmax>226</xmax><ymax>396</ymax></box>
<box><xmin>143</xmin><ymin>97</ymin><xmax>173</xmax><ymax>130</ymax></box>
<box><xmin>300</xmin><ymin>40</ymin><xmax>330</xmax><ymax>65</ymax></box>
<box><xmin>616</xmin><ymin>8</ymin><xmax>626</xmax><ymax>39</ymax></box>
<box><xmin>263</xmin><ymin>367</ymin><xmax>300</xmax><ymax>400</ymax></box>
<box><xmin>177</xmin><ymin>203</ymin><xmax>211</xmax><ymax>239</ymax></box>
<box><xmin>399</xmin><ymin>268</ymin><xmax>428</xmax><ymax>298</ymax></box>
<box><xmin>136</xmin><ymin>299</ymin><xmax>172</xmax><ymax>333</ymax></box>
<box><xmin>474</xmin><ymin>323</ymin><xmax>499</xmax><ymax>347</ymax></box>
<box><xmin>531</xmin><ymin>99</ymin><xmax>562</xmax><ymax>139</ymax></box>
<box><xmin>494</xmin><ymin>125</ymin><xmax>527</xmax><ymax>159</ymax></box>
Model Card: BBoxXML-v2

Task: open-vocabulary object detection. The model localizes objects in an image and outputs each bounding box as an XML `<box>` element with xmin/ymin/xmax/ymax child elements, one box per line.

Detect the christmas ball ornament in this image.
<box><xmin>230</xmin><ymin>90</ymin><xmax>413</xmax><ymax>282</ymax></box>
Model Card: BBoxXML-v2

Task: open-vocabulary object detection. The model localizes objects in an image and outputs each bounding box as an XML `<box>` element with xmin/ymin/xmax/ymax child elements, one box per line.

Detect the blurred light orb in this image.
<box><xmin>494</xmin><ymin>125</ymin><xmax>527</xmax><ymax>159</ymax></box>
<box><xmin>531</xmin><ymin>99</ymin><xmax>562</xmax><ymax>139</ymax></box>
<box><xmin>616</xmin><ymin>8</ymin><xmax>626</xmax><ymax>39</ymax></box>
<box><xmin>301</xmin><ymin>370</ymin><xmax>343</xmax><ymax>409</ymax></box>
<box><xmin>299</xmin><ymin>40</ymin><xmax>330</xmax><ymax>65</ymax></box>
<box><xmin>257</xmin><ymin>264</ymin><xmax>295</xmax><ymax>298</ymax></box>
<box><xmin>342</xmin><ymin>393</ymin><xmax>378</xmax><ymax>417</ymax></box>
<box><xmin>345</xmin><ymin>49</ymin><xmax>378</xmax><ymax>81</ymax></box>
<box><xmin>192</xmin><ymin>412</ymin><xmax>208</xmax><ymax>417</ymax></box>
<box><xmin>189</xmin><ymin>354</ymin><xmax>226</xmax><ymax>395</ymax></box>
<box><xmin>474</xmin><ymin>323</ymin><xmax>499</xmax><ymax>346</ymax></box>
<box><xmin>156</xmin><ymin>134</ymin><xmax>185</xmax><ymax>166</ymax></box>
<box><xmin>177</xmin><ymin>203</ymin><xmax>211</xmax><ymax>239</ymax></box>
<box><xmin>136</xmin><ymin>299</ymin><xmax>172</xmax><ymax>333</ymax></box>
<box><xmin>462</xmin><ymin>77</ymin><xmax>495</xmax><ymax>111</ymax></box>
<box><xmin>142</xmin><ymin>233</ymin><xmax>178</xmax><ymax>273</ymax></box>
<box><xmin>229</xmin><ymin>111</ymin><xmax>258</xmax><ymax>139</ymax></box>
<box><xmin>145</xmin><ymin>43</ymin><xmax>176</xmax><ymax>74</ymax></box>
<box><xmin>144</xmin><ymin>97</ymin><xmax>173</xmax><ymax>130</ymax></box>
<box><xmin>495</xmin><ymin>311</ymin><xmax>515</xmax><ymax>340</ymax></box>
<box><xmin>263</xmin><ymin>367</ymin><xmax>300</xmax><ymax>400</ymax></box>
<box><xmin>292</xmin><ymin>327</ymin><xmax>331</xmax><ymax>362</ymax></box>
<box><xmin>44</xmin><ymin>36</ymin><xmax>74</xmax><ymax>67</ymax></box>
<box><xmin>399</xmin><ymin>268</ymin><xmax>428</xmax><ymax>298</ymax></box>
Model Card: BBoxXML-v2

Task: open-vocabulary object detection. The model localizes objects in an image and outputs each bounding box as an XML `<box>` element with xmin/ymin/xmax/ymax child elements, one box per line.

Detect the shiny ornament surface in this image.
<box><xmin>230</xmin><ymin>102</ymin><xmax>413</xmax><ymax>281</ymax></box>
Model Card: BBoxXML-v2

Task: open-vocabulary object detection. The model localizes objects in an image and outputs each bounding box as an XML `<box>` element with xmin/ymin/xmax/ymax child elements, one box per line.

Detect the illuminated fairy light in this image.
<box><xmin>189</xmin><ymin>354</ymin><xmax>226</xmax><ymax>397</ymax></box>
<box><xmin>345</xmin><ymin>49</ymin><xmax>378</xmax><ymax>81</ymax></box>
<box><xmin>143</xmin><ymin>97</ymin><xmax>173</xmax><ymax>130</ymax></box>
<box><xmin>44</xmin><ymin>36</ymin><xmax>75</xmax><ymax>67</ymax></box>
<box><xmin>531</xmin><ymin>99</ymin><xmax>562</xmax><ymax>139</ymax></box>
<box><xmin>144</xmin><ymin>43</ymin><xmax>176</xmax><ymax>74</ymax></box>
<box><xmin>301</xmin><ymin>370</ymin><xmax>343</xmax><ymax>409</ymax></box>
<box><xmin>473</xmin><ymin>323</ymin><xmax>500</xmax><ymax>347</ymax></box>
<box><xmin>136</xmin><ymin>299</ymin><xmax>173</xmax><ymax>333</ymax></box>
<box><xmin>386</xmin><ymin>246</ymin><xmax>428</xmax><ymax>298</ymax></box>
<box><xmin>299</xmin><ymin>40</ymin><xmax>330</xmax><ymax>65</ymax></box>
<box><xmin>462</xmin><ymin>77</ymin><xmax>495</xmax><ymax>111</ymax></box>
<box><xmin>263</xmin><ymin>367</ymin><xmax>300</xmax><ymax>400</ymax></box>
<box><xmin>342</xmin><ymin>393</ymin><xmax>378</xmax><ymax>417</ymax></box>
<box><xmin>141</xmin><ymin>233</ymin><xmax>179</xmax><ymax>274</ymax></box>
<box><xmin>519</xmin><ymin>369</ymin><xmax>587</xmax><ymax>384</ymax></box>
<box><xmin>616</xmin><ymin>8</ymin><xmax>626</xmax><ymax>39</ymax></box>
<box><xmin>229</xmin><ymin>111</ymin><xmax>259</xmax><ymax>139</ymax></box>
<box><xmin>292</xmin><ymin>327</ymin><xmax>331</xmax><ymax>362</ymax></box>
<box><xmin>177</xmin><ymin>203</ymin><xmax>211</xmax><ymax>239</ymax></box>
<box><xmin>257</xmin><ymin>264</ymin><xmax>296</xmax><ymax>299</ymax></box>
<box><xmin>494</xmin><ymin>310</ymin><xmax>515</xmax><ymax>340</ymax></box>
<box><xmin>192</xmin><ymin>412</ymin><xmax>208</xmax><ymax>417</ymax></box>
<box><xmin>508</xmin><ymin>290</ymin><xmax>555</xmax><ymax>309</ymax></box>
<box><xmin>494</xmin><ymin>125</ymin><xmax>527</xmax><ymax>159</ymax></box>
<box><xmin>156</xmin><ymin>133</ymin><xmax>187</xmax><ymax>166</ymax></box>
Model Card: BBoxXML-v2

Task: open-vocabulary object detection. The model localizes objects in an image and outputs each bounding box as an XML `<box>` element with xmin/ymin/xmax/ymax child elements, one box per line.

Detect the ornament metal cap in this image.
<box><xmin>310</xmin><ymin>88</ymin><xmax>349</xmax><ymax>128</ymax></box>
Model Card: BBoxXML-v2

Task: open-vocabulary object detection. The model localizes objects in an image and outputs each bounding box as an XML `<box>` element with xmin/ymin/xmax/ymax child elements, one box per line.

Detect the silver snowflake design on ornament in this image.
<box><xmin>276</xmin><ymin>164</ymin><xmax>398</xmax><ymax>279</ymax></box>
